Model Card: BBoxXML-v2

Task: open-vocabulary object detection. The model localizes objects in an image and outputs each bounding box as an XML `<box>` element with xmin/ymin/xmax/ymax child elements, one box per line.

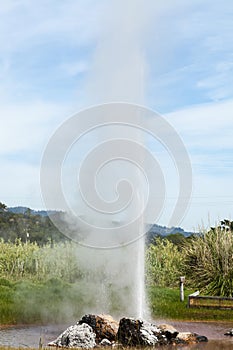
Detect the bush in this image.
<box><xmin>146</xmin><ymin>237</ymin><xmax>184</xmax><ymax>287</ymax></box>
<box><xmin>183</xmin><ymin>228</ymin><xmax>233</xmax><ymax>296</ymax></box>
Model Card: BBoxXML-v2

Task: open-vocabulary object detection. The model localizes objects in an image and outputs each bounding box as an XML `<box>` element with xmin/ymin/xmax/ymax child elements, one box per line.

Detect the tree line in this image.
<box><xmin>0</xmin><ymin>202</ymin><xmax>67</xmax><ymax>245</ymax></box>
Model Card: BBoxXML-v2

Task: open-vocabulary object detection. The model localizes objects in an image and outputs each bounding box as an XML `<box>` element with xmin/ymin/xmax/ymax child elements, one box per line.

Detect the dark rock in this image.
<box><xmin>79</xmin><ymin>314</ymin><xmax>118</xmax><ymax>343</ymax></box>
<box><xmin>48</xmin><ymin>323</ymin><xmax>96</xmax><ymax>348</ymax></box>
<box><xmin>224</xmin><ymin>329</ymin><xmax>233</xmax><ymax>336</ymax></box>
<box><xmin>117</xmin><ymin>317</ymin><xmax>164</xmax><ymax>346</ymax></box>
<box><xmin>196</xmin><ymin>335</ymin><xmax>208</xmax><ymax>342</ymax></box>
<box><xmin>158</xmin><ymin>324</ymin><xmax>179</xmax><ymax>340</ymax></box>
<box><xmin>175</xmin><ymin>332</ymin><xmax>208</xmax><ymax>344</ymax></box>
<box><xmin>141</xmin><ymin>321</ymin><xmax>168</xmax><ymax>346</ymax></box>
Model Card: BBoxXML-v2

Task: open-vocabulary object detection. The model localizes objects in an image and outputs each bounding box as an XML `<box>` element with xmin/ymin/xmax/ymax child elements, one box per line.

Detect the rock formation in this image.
<box><xmin>79</xmin><ymin>314</ymin><xmax>118</xmax><ymax>343</ymax></box>
<box><xmin>48</xmin><ymin>314</ymin><xmax>208</xmax><ymax>348</ymax></box>
<box><xmin>117</xmin><ymin>318</ymin><xmax>167</xmax><ymax>346</ymax></box>
<box><xmin>48</xmin><ymin>323</ymin><xmax>96</xmax><ymax>348</ymax></box>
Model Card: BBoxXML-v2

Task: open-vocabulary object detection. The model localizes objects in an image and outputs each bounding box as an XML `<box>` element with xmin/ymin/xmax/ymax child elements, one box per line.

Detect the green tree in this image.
<box><xmin>165</xmin><ymin>232</ymin><xmax>186</xmax><ymax>247</ymax></box>
<box><xmin>0</xmin><ymin>202</ymin><xmax>7</xmax><ymax>211</ymax></box>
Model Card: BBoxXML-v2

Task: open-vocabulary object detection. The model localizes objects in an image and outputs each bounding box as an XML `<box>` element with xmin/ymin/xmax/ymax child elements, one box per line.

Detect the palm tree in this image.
<box><xmin>0</xmin><ymin>202</ymin><xmax>7</xmax><ymax>211</ymax></box>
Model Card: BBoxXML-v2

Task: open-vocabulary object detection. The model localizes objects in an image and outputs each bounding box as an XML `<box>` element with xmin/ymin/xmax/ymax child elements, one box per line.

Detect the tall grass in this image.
<box><xmin>146</xmin><ymin>237</ymin><xmax>184</xmax><ymax>287</ymax></box>
<box><xmin>183</xmin><ymin>228</ymin><xmax>233</xmax><ymax>296</ymax></box>
<box><xmin>0</xmin><ymin>239</ymin><xmax>82</xmax><ymax>282</ymax></box>
<box><xmin>0</xmin><ymin>240</ymin><xmax>88</xmax><ymax>323</ymax></box>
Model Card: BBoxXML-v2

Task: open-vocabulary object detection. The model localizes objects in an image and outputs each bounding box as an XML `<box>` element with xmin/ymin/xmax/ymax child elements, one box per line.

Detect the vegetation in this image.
<box><xmin>148</xmin><ymin>286</ymin><xmax>233</xmax><ymax>321</ymax></box>
<box><xmin>1</xmin><ymin>278</ymin><xmax>233</xmax><ymax>324</ymax></box>
<box><xmin>147</xmin><ymin>221</ymin><xmax>233</xmax><ymax>298</ymax></box>
<box><xmin>0</xmin><ymin>202</ymin><xmax>7</xmax><ymax>211</ymax></box>
<box><xmin>0</xmin><ymin>277</ymin><xmax>85</xmax><ymax>324</ymax></box>
<box><xmin>146</xmin><ymin>237</ymin><xmax>183</xmax><ymax>287</ymax></box>
<box><xmin>1</xmin><ymin>202</ymin><xmax>233</xmax><ymax>324</ymax></box>
<box><xmin>0</xmin><ymin>240</ymin><xmax>82</xmax><ymax>282</ymax></box>
<box><xmin>183</xmin><ymin>224</ymin><xmax>233</xmax><ymax>297</ymax></box>
<box><xmin>0</xmin><ymin>202</ymin><xmax>66</xmax><ymax>245</ymax></box>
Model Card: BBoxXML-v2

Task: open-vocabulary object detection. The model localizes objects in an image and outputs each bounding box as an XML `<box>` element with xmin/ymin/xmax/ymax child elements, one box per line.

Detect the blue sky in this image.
<box><xmin>1</xmin><ymin>0</ymin><xmax>233</xmax><ymax>231</ymax></box>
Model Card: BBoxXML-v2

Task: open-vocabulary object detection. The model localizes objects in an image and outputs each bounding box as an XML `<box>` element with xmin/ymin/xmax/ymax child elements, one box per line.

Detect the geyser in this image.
<box><xmin>41</xmin><ymin>102</ymin><xmax>192</xmax><ymax>318</ymax></box>
<box><xmin>41</xmin><ymin>0</ymin><xmax>152</xmax><ymax>319</ymax></box>
<box><xmin>40</xmin><ymin>0</ymin><xmax>192</xmax><ymax>320</ymax></box>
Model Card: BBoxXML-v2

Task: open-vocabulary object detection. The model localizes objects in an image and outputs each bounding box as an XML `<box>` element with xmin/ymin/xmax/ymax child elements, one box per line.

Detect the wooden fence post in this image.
<box><xmin>180</xmin><ymin>276</ymin><xmax>185</xmax><ymax>302</ymax></box>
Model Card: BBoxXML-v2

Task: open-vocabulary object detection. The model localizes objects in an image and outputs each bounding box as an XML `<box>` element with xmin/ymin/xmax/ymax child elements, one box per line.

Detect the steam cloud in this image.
<box><xmin>66</xmin><ymin>0</ymin><xmax>152</xmax><ymax>318</ymax></box>
<box><xmin>40</xmin><ymin>0</ymin><xmax>192</xmax><ymax>320</ymax></box>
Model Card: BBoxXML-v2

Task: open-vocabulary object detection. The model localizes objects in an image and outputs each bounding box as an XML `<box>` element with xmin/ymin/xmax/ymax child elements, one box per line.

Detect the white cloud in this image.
<box><xmin>165</xmin><ymin>99</ymin><xmax>233</xmax><ymax>150</ymax></box>
<box><xmin>0</xmin><ymin>101</ymin><xmax>69</xmax><ymax>154</ymax></box>
<box><xmin>0</xmin><ymin>1</ymin><xmax>102</xmax><ymax>55</ymax></box>
<box><xmin>60</xmin><ymin>61</ymin><xmax>89</xmax><ymax>77</ymax></box>
<box><xmin>145</xmin><ymin>0</ymin><xmax>233</xmax><ymax>111</ymax></box>
<box><xmin>162</xmin><ymin>99</ymin><xmax>233</xmax><ymax>230</ymax></box>
<box><xmin>0</xmin><ymin>99</ymin><xmax>78</xmax><ymax>208</ymax></box>
<box><xmin>1</xmin><ymin>161</ymin><xmax>43</xmax><ymax>208</ymax></box>
<box><xmin>196</xmin><ymin>59</ymin><xmax>233</xmax><ymax>101</ymax></box>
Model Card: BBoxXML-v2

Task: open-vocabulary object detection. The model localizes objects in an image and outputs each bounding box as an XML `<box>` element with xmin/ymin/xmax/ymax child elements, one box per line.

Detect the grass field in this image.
<box><xmin>1</xmin><ymin>278</ymin><xmax>233</xmax><ymax>324</ymax></box>
<box><xmin>0</xmin><ymin>278</ymin><xmax>85</xmax><ymax>324</ymax></box>
<box><xmin>148</xmin><ymin>286</ymin><xmax>233</xmax><ymax>321</ymax></box>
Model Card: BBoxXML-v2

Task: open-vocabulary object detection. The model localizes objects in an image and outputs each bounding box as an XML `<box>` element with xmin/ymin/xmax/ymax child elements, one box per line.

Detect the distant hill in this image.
<box><xmin>146</xmin><ymin>223</ymin><xmax>193</xmax><ymax>244</ymax></box>
<box><xmin>147</xmin><ymin>223</ymin><xmax>193</xmax><ymax>237</ymax></box>
<box><xmin>8</xmin><ymin>207</ymin><xmax>193</xmax><ymax>232</ymax></box>
<box><xmin>3</xmin><ymin>206</ymin><xmax>194</xmax><ymax>245</ymax></box>
<box><xmin>8</xmin><ymin>206</ymin><xmax>58</xmax><ymax>217</ymax></box>
<box><xmin>0</xmin><ymin>206</ymin><xmax>67</xmax><ymax>245</ymax></box>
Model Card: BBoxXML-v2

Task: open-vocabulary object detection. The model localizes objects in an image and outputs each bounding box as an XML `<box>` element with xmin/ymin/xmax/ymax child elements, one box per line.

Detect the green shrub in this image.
<box><xmin>183</xmin><ymin>228</ymin><xmax>233</xmax><ymax>296</ymax></box>
<box><xmin>146</xmin><ymin>237</ymin><xmax>184</xmax><ymax>287</ymax></box>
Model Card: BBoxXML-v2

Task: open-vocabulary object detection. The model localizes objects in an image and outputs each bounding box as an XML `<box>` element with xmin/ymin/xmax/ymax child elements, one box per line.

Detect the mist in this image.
<box><xmin>41</xmin><ymin>0</ymin><xmax>191</xmax><ymax>320</ymax></box>
<box><xmin>63</xmin><ymin>0</ymin><xmax>154</xmax><ymax>318</ymax></box>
